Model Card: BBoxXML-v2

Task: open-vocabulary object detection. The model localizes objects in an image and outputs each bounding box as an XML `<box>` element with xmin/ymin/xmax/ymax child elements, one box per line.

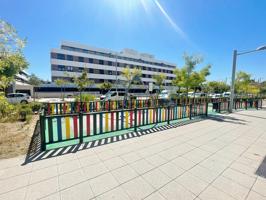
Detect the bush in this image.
<box><xmin>75</xmin><ymin>94</ymin><xmax>95</xmax><ymax>102</ymax></box>
<box><xmin>17</xmin><ymin>104</ymin><xmax>32</xmax><ymax>122</ymax></box>
<box><xmin>30</xmin><ymin>102</ymin><xmax>43</xmax><ymax>113</ymax></box>
<box><xmin>0</xmin><ymin>95</ymin><xmax>16</xmax><ymax>120</ymax></box>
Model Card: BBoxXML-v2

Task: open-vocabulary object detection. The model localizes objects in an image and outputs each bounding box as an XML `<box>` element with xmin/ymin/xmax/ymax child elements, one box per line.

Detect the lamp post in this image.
<box><xmin>229</xmin><ymin>45</ymin><xmax>266</xmax><ymax>113</ymax></box>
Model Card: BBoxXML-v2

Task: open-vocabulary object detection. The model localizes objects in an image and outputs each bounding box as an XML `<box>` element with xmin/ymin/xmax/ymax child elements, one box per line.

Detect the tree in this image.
<box><xmin>171</xmin><ymin>53</ymin><xmax>211</xmax><ymax>96</ymax></box>
<box><xmin>0</xmin><ymin>20</ymin><xmax>28</xmax><ymax>94</ymax></box>
<box><xmin>172</xmin><ymin>68</ymin><xmax>185</xmax><ymax>95</ymax></box>
<box><xmin>121</xmin><ymin>66</ymin><xmax>142</xmax><ymax>100</ymax></box>
<box><xmin>73</xmin><ymin>70</ymin><xmax>94</xmax><ymax>101</ymax></box>
<box><xmin>235</xmin><ymin>71</ymin><xmax>251</xmax><ymax>95</ymax></box>
<box><xmin>260</xmin><ymin>81</ymin><xmax>266</xmax><ymax>95</ymax></box>
<box><xmin>153</xmin><ymin>73</ymin><xmax>166</xmax><ymax>94</ymax></box>
<box><xmin>0</xmin><ymin>76</ymin><xmax>12</xmax><ymax>93</ymax></box>
<box><xmin>207</xmin><ymin>81</ymin><xmax>230</xmax><ymax>93</ymax></box>
<box><xmin>55</xmin><ymin>79</ymin><xmax>68</xmax><ymax>100</ymax></box>
<box><xmin>99</xmin><ymin>82</ymin><xmax>112</xmax><ymax>94</ymax></box>
<box><xmin>28</xmin><ymin>74</ymin><xmax>43</xmax><ymax>100</ymax></box>
<box><xmin>0</xmin><ymin>19</ymin><xmax>26</xmax><ymax>55</ymax></box>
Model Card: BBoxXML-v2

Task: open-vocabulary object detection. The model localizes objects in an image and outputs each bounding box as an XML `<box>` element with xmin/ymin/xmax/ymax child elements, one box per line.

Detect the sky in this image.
<box><xmin>0</xmin><ymin>0</ymin><xmax>266</xmax><ymax>82</ymax></box>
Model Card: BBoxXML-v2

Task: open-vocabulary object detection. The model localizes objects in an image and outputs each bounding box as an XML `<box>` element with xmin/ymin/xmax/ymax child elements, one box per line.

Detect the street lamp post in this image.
<box><xmin>229</xmin><ymin>45</ymin><xmax>266</xmax><ymax>113</ymax></box>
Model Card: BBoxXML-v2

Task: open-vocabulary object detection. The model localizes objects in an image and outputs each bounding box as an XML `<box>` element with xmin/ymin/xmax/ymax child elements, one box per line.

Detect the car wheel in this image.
<box><xmin>21</xmin><ymin>100</ymin><xmax>28</xmax><ymax>104</ymax></box>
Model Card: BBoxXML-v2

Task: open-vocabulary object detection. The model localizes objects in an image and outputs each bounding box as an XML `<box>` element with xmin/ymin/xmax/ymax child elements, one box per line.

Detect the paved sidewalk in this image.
<box><xmin>0</xmin><ymin>109</ymin><xmax>266</xmax><ymax>200</ymax></box>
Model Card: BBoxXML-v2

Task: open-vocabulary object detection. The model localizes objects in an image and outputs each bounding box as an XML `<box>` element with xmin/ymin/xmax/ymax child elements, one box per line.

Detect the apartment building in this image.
<box><xmin>51</xmin><ymin>41</ymin><xmax>176</xmax><ymax>89</ymax></box>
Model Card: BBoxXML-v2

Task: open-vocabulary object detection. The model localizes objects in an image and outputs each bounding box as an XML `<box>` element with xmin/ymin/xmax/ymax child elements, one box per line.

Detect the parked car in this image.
<box><xmin>212</xmin><ymin>93</ymin><xmax>222</xmax><ymax>98</ymax></box>
<box><xmin>6</xmin><ymin>93</ymin><xmax>32</xmax><ymax>104</ymax></box>
<box><xmin>100</xmin><ymin>91</ymin><xmax>117</xmax><ymax>100</ymax></box>
<box><xmin>223</xmin><ymin>92</ymin><xmax>231</xmax><ymax>97</ymax></box>
<box><xmin>158</xmin><ymin>90</ymin><xmax>170</xmax><ymax>99</ymax></box>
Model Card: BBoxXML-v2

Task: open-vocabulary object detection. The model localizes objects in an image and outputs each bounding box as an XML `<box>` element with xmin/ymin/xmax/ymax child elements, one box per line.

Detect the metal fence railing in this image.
<box><xmin>40</xmin><ymin>102</ymin><xmax>208</xmax><ymax>150</ymax></box>
<box><xmin>39</xmin><ymin>97</ymin><xmax>264</xmax><ymax>151</ymax></box>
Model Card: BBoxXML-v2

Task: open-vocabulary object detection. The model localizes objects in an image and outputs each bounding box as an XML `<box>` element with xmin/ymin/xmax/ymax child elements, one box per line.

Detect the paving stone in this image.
<box><xmin>60</xmin><ymin>181</ymin><xmax>94</xmax><ymax>200</ymax></box>
<box><xmin>142</xmin><ymin>168</ymin><xmax>171</xmax><ymax>189</ymax></box>
<box><xmin>176</xmin><ymin>172</ymin><xmax>209</xmax><ymax>196</ymax></box>
<box><xmin>59</xmin><ymin>169</ymin><xmax>86</xmax><ymax>190</ymax></box>
<box><xmin>129</xmin><ymin>159</ymin><xmax>154</xmax><ymax>175</ymax></box>
<box><xmin>89</xmin><ymin>173</ymin><xmax>119</xmax><ymax>196</ymax></box>
<box><xmin>96</xmin><ymin>187</ymin><xmax>130</xmax><ymax>200</ymax></box>
<box><xmin>122</xmin><ymin>176</ymin><xmax>155</xmax><ymax>200</ymax></box>
<box><xmin>252</xmin><ymin>178</ymin><xmax>266</xmax><ymax>197</ymax></box>
<box><xmin>25</xmin><ymin>177</ymin><xmax>59</xmax><ymax>200</ymax></box>
<box><xmin>111</xmin><ymin>165</ymin><xmax>138</xmax><ymax>184</ymax></box>
<box><xmin>158</xmin><ymin>162</ymin><xmax>184</xmax><ymax>179</ymax></box>
<box><xmin>159</xmin><ymin>180</ymin><xmax>195</xmax><ymax>200</ymax></box>
<box><xmin>199</xmin><ymin>186</ymin><xmax>235</xmax><ymax>200</ymax></box>
<box><xmin>212</xmin><ymin>176</ymin><xmax>250</xmax><ymax>200</ymax></box>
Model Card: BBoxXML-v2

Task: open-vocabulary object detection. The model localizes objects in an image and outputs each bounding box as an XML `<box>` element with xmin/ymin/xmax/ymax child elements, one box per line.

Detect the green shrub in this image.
<box><xmin>17</xmin><ymin>104</ymin><xmax>32</xmax><ymax>121</ymax></box>
<box><xmin>0</xmin><ymin>95</ymin><xmax>16</xmax><ymax>120</ymax></box>
<box><xmin>30</xmin><ymin>102</ymin><xmax>43</xmax><ymax>112</ymax></box>
<box><xmin>75</xmin><ymin>94</ymin><xmax>95</xmax><ymax>102</ymax></box>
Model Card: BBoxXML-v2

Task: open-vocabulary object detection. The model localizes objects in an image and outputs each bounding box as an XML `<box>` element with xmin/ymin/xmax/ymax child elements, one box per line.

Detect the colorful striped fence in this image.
<box><xmin>40</xmin><ymin>103</ymin><xmax>208</xmax><ymax>150</ymax></box>
<box><xmin>43</xmin><ymin>98</ymin><xmax>220</xmax><ymax>115</ymax></box>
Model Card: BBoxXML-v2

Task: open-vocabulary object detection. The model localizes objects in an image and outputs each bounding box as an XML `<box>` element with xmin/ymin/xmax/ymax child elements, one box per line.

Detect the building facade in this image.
<box><xmin>51</xmin><ymin>41</ymin><xmax>176</xmax><ymax>89</ymax></box>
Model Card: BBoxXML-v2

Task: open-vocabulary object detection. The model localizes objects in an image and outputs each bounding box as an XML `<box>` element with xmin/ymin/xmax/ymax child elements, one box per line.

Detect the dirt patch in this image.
<box><xmin>0</xmin><ymin>115</ymin><xmax>38</xmax><ymax>159</ymax></box>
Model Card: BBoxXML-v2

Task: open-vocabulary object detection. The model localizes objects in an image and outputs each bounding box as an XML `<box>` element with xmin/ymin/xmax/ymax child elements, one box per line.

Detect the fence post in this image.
<box><xmin>167</xmin><ymin>106</ymin><xmax>170</xmax><ymax>125</ymax></box>
<box><xmin>79</xmin><ymin>112</ymin><xmax>83</xmax><ymax>144</ymax></box>
<box><xmin>256</xmin><ymin>100</ymin><xmax>258</xmax><ymax>110</ymax></box>
<box><xmin>134</xmin><ymin>108</ymin><xmax>137</xmax><ymax>132</ymax></box>
<box><xmin>205</xmin><ymin>102</ymin><xmax>208</xmax><ymax>116</ymax></box>
<box><xmin>245</xmin><ymin>100</ymin><xmax>248</xmax><ymax>110</ymax></box>
<box><xmin>218</xmin><ymin>102</ymin><xmax>221</xmax><ymax>113</ymax></box>
<box><xmin>39</xmin><ymin>114</ymin><xmax>46</xmax><ymax>151</ymax></box>
<box><xmin>189</xmin><ymin>104</ymin><xmax>192</xmax><ymax>120</ymax></box>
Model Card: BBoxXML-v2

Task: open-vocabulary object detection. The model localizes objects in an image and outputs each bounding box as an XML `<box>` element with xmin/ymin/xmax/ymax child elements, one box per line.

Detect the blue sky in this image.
<box><xmin>1</xmin><ymin>0</ymin><xmax>266</xmax><ymax>82</ymax></box>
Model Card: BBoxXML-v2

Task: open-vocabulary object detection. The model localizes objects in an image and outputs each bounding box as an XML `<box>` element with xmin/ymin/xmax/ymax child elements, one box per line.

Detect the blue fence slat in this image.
<box><xmin>57</xmin><ymin>117</ymin><xmax>62</xmax><ymax>141</ymax></box>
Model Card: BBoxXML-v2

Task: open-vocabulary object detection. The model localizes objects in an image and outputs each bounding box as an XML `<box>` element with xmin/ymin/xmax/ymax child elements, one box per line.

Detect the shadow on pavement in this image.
<box><xmin>22</xmin><ymin>116</ymin><xmax>206</xmax><ymax>165</ymax></box>
<box><xmin>234</xmin><ymin>112</ymin><xmax>266</xmax><ymax>120</ymax></box>
<box><xmin>256</xmin><ymin>156</ymin><xmax>266</xmax><ymax>179</ymax></box>
<box><xmin>207</xmin><ymin>114</ymin><xmax>247</xmax><ymax>125</ymax></box>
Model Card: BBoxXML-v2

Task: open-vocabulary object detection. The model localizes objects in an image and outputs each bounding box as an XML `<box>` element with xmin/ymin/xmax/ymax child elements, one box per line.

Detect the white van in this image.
<box><xmin>6</xmin><ymin>93</ymin><xmax>32</xmax><ymax>104</ymax></box>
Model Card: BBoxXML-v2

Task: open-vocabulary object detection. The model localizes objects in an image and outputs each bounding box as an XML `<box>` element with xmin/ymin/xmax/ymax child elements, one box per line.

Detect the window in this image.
<box><xmin>78</xmin><ymin>57</ymin><xmax>84</xmax><ymax>62</ymax></box>
<box><xmin>108</xmin><ymin>61</ymin><xmax>112</xmax><ymax>66</ymax></box>
<box><xmin>66</xmin><ymin>66</ymin><xmax>73</xmax><ymax>72</ymax></box>
<box><xmin>89</xmin><ymin>68</ymin><xmax>93</xmax><ymax>73</ymax></box>
<box><xmin>99</xmin><ymin>60</ymin><xmax>104</xmax><ymax>65</ymax></box>
<box><xmin>108</xmin><ymin>71</ymin><xmax>112</xmax><ymax>75</ymax></box>
<box><xmin>99</xmin><ymin>70</ymin><xmax>104</xmax><ymax>74</ymax></box>
<box><xmin>66</xmin><ymin>55</ymin><xmax>73</xmax><ymax>61</ymax></box>
<box><xmin>58</xmin><ymin>65</ymin><xmax>65</xmax><ymax>71</ymax></box>
<box><xmin>7</xmin><ymin>94</ymin><xmax>15</xmax><ymax>98</ymax></box>
<box><xmin>89</xmin><ymin>58</ymin><xmax>93</xmax><ymax>63</ymax></box>
<box><xmin>57</xmin><ymin>54</ymin><xmax>65</xmax><ymax>60</ymax></box>
<box><xmin>78</xmin><ymin>67</ymin><xmax>83</xmax><ymax>72</ymax></box>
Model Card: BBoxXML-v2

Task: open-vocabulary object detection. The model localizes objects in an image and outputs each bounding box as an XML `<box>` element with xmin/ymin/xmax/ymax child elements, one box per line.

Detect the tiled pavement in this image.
<box><xmin>0</xmin><ymin>109</ymin><xmax>266</xmax><ymax>200</ymax></box>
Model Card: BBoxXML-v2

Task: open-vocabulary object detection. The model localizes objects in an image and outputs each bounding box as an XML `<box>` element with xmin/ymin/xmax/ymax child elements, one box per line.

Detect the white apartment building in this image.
<box><xmin>51</xmin><ymin>41</ymin><xmax>176</xmax><ymax>91</ymax></box>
